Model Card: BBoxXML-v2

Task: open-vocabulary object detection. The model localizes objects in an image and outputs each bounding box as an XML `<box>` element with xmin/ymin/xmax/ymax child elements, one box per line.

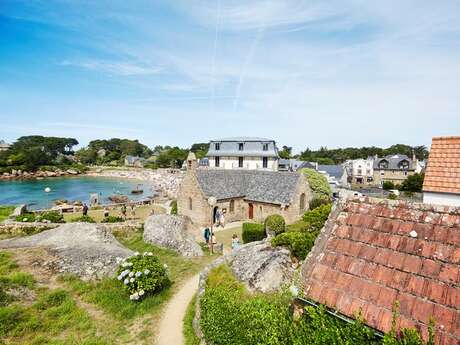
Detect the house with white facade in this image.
<box><xmin>423</xmin><ymin>136</ymin><xmax>460</xmax><ymax>206</ymax></box>
<box><xmin>0</xmin><ymin>140</ymin><xmax>11</xmax><ymax>152</ymax></box>
<box><xmin>342</xmin><ymin>157</ymin><xmax>375</xmax><ymax>185</ymax></box>
<box><xmin>206</xmin><ymin>137</ymin><xmax>279</xmax><ymax>171</ymax></box>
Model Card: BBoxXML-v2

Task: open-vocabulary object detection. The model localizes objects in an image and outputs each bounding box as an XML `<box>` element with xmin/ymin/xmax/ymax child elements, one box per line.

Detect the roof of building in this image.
<box><xmin>0</xmin><ymin>140</ymin><xmax>10</xmax><ymax>147</ymax></box>
<box><xmin>318</xmin><ymin>165</ymin><xmax>344</xmax><ymax>179</ymax></box>
<box><xmin>303</xmin><ymin>197</ymin><xmax>460</xmax><ymax>344</ymax></box>
<box><xmin>279</xmin><ymin>159</ymin><xmax>317</xmax><ymax>171</ymax></box>
<box><xmin>373</xmin><ymin>154</ymin><xmax>414</xmax><ymax>170</ymax></box>
<box><xmin>195</xmin><ymin>170</ymin><xmax>301</xmax><ymax>205</ymax></box>
<box><xmin>423</xmin><ymin>136</ymin><xmax>460</xmax><ymax>195</ymax></box>
<box><xmin>210</xmin><ymin>137</ymin><xmax>274</xmax><ymax>142</ymax></box>
<box><xmin>207</xmin><ymin>138</ymin><xmax>279</xmax><ymax>158</ymax></box>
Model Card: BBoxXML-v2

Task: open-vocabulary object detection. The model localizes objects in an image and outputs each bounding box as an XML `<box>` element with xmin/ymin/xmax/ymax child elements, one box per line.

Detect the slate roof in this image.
<box><xmin>423</xmin><ymin>136</ymin><xmax>460</xmax><ymax>195</ymax></box>
<box><xmin>303</xmin><ymin>198</ymin><xmax>460</xmax><ymax>345</ymax></box>
<box><xmin>318</xmin><ymin>165</ymin><xmax>344</xmax><ymax>179</ymax></box>
<box><xmin>207</xmin><ymin>138</ymin><xmax>279</xmax><ymax>158</ymax></box>
<box><xmin>195</xmin><ymin>170</ymin><xmax>301</xmax><ymax>205</ymax></box>
<box><xmin>374</xmin><ymin>154</ymin><xmax>414</xmax><ymax>170</ymax></box>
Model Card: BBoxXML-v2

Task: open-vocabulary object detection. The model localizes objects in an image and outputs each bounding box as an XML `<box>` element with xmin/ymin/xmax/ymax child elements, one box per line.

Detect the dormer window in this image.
<box><xmin>379</xmin><ymin>160</ymin><xmax>389</xmax><ymax>169</ymax></box>
<box><xmin>215</xmin><ymin>143</ymin><xmax>220</xmax><ymax>151</ymax></box>
<box><xmin>238</xmin><ymin>143</ymin><xmax>244</xmax><ymax>151</ymax></box>
<box><xmin>398</xmin><ymin>160</ymin><xmax>409</xmax><ymax>170</ymax></box>
<box><xmin>263</xmin><ymin>143</ymin><xmax>269</xmax><ymax>151</ymax></box>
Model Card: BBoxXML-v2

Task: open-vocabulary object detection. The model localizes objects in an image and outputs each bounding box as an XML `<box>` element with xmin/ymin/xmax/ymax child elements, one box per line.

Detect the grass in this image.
<box><xmin>183</xmin><ymin>293</ymin><xmax>200</xmax><ymax>345</ymax></box>
<box><xmin>0</xmin><ymin>206</ymin><xmax>14</xmax><ymax>222</ymax></box>
<box><xmin>0</xmin><ymin>251</ymin><xmax>109</xmax><ymax>344</ymax></box>
<box><xmin>214</xmin><ymin>225</ymin><xmax>242</xmax><ymax>251</ymax></box>
<box><xmin>63</xmin><ymin>204</ymin><xmax>166</xmax><ymax>223</ymax></box>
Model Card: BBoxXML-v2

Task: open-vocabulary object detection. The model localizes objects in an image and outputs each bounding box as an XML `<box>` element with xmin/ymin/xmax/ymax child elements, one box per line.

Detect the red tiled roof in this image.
<box><xmin>303</xmin><ymin>198</ymin><xmax>460</xmax><ymax>345</ymax></box>
<box><xmin>424</xmin><ymin>136</ymin><xmax>460</xmax><ymax>194</ymax></box>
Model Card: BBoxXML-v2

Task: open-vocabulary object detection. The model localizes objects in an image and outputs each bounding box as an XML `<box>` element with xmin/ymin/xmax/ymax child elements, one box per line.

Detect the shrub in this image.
<box><xmin>15</xmin><ymin>213</ymin><xmax>36</xmax><ymax>222</ymax></box>
<box><xmin>309</xmin><ymin>197</ymin><xmax>331</xmax><ymax>210</ymax></box>
<box><xmin>302</xmin><ymin>203</ymin><xmax>332</xmax><ymax>232</ymax></box>
<box><xmin>300</xmin><ymin>168</ymin><xmax>332</xmax><ymax>201</ymax></box>
<box><xmin>117</xmin><ymin>252</ymin><xmax>170</xmax><ymax>301</ymax></box>
<box><xmin>0</xmin><ymin>206</ymin><xmax>14</xmax><ymax>222</ymax></box>
<box><xmin>70</xmin><ymin>215</ymin><xmax>96</xmax><ymax>223</ymax></box>
<box><xmin>36</xmin><ymin>211</ymin><xmax>64</xmax><ymax>223</ymax></box>
<box><xmin>242</xmin><ymin>223</ymin><xmax>266</xmax><ymax>243</ymax></box>
<box><xmin>287</xmin><ymin>220</ymin><xmax>309</xmax><ymax>232</ymax></box>
<box><xmin>264</xmin><ymin>214</ymin><xmax>286</xmax><ymax>236</ymax></box>
<box><xmin>271</xmin><ymin>231</ymin><xmax>317</xmax><ymax>260</ymax></box>
<box><xmin>382</xmin><ymin>181</ymin><xmax>395</xmax><ymax>190</ymax></box>
<box><xmin>101</xmin><ymin>216</ymin><xmax>124</xmax><ymax>223</ymax></box>
<box><xmin>170</xmin><ymin>200</ymin><xmax>178</xmax><ymax>215</ymax></box>
<box><xmin>400</xmin><ymin>173</ymin><xmax>424</xmax><ymax>192</ymax></box>
<box><xmin>388</xmin><ymin>193</ymin><xmax>398</xmax><ymax>200</ymax></box>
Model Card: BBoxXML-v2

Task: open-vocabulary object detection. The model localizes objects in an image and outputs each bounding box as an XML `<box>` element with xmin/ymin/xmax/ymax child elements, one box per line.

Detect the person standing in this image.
<box><xmin>231</xmin><ymin>234</ymin><xmax>240</xmax><ymax>252</ymax></box>
<box><xmin>121</xmin><ymin>204</ymin><xmax>127</xmax><ymax>219</ymax></box>
<box><xmin>130</xmin><ymin>203</ymin><xmax>136</xmax><ymax>219</ymax></box>
<box><xmin>220</xmin><ymin>211</ymin><xmax>226</xmax><ymax>228</ymax></box>
<box><xmin>203</xmin><ymin>227</ymin><xmax>211</xmax><ymax>246</ymax></box>
<box><xmin>82</xmin><ymin>203</ymin><xmax>88</xmax><ymax>217</ymax></box>
<box><xmin>211</xmin><ymin>232</ymin><xmax>217</xmax><ymax>254</ymax></box>
<box><xmin>103</xmin><ymin>207</ymin><xmax>109</xmax><ymax>218</ymax></box>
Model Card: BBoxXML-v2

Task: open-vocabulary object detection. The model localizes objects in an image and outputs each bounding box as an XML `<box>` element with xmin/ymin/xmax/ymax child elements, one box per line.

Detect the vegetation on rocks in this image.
<box><xmin>300</xmin><ymin>168</ymin><xmax>332</xmax><ymax>202</ymax></box>
<box><xmin>15</xmin><ymin>211</ymin><xmax>64</xmax><ymax>223</ymax></box>
<box><xmin>70</xmin><ymin>215</ymin><xmax>96</xmax><ymax>223</ymax></box>
<box><xmin>264</xmin><ymin>214</ymin><xmax>286</xmax><ymax>235</ymax></box>
<box><xmin>302</xmin><ymin>203</ymin><xmax>332</xmax><ymax>232</ymax></box>
<box><xmin>170</xmin><ymin>200</ymin><xmax>178</xmax><ymax>215</ymax></box>
<box><xmin>200</xmin><ymin>265</ymin><xmax>431</xmax><ymax>345</ymax></box>
<box><xmin>242</xmin><ymin>223</ymin><xmax>266</xmax><ymax>243</ymax></box>
<box><xmin>0</xmin><ymin>206</ymin><xmax>14</xmax><ymax>222</ymax></box>
<box><xmin>101</xmin><ymin>215</ymin><xmax>124</xmax><ymax>223</ymax></box>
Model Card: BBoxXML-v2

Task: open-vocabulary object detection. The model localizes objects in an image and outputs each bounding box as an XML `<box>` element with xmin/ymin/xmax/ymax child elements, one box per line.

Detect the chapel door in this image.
<box><xmin>248</xmin><ymin>203</ymin><xmax>254</xmax><ymax>219</ymax></box>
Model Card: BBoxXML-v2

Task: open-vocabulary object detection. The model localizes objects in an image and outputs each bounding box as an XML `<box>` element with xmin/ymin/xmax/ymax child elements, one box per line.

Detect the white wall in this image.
<box><xmin>208</xmin><ymin>156</ymin><xmax>278</xmax><ymax>171</ymax></box>
<box><xmin>352</xmin><ymin>158</ymin><xmax>374</xmax><ymax>178</ymax></box>
<box><xmin>423</xmin><ymin>191</ymin><xmax>460</xmax><ymax>207</ymax></box>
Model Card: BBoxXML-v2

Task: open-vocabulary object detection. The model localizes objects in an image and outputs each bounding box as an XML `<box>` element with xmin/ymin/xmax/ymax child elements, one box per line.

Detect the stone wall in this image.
<box><xmin>177</xmin><ymin>172</ymin><xmax>211</xmax><ymax>226</ymax></box>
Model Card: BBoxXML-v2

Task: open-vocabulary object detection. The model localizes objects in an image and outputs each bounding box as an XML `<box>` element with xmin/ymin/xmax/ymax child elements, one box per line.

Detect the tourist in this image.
<box><xmin>130</xmin><ymin>203</ymin><xmax>136</xmax><ymax>218</ymax></box>
<box><xmin>210</xmin><ymin>232</ymin><xmax>217</xmax><ymax>254</ymax></box>
<box><xmin>121</xmin><ymin>204</ymin><xmax>127</xmax><ymax>219</ymax></box>
<box><xmin>220</xmin><ymin>211</ymin><xmax>226</xmax><ymax>228</ymax></box>
<box><xmin>82</xmin><ymin>203</ymin><xmax>88</xmax><ymax>216</ymax></box>
<box><xmin>203</xmin><ymin>227</ymin><xmax>211</xmax><ymax>245</ymax></box>
<box><xmin>103</xmin><ymin>207</ymin><xmax>109</xmax><ymax>218</ymax></box>
<box><xmin>231</xmin><ymin>234</ymin><xmax>240</xmax><ymax>252</ymax></box>
<box><xmin>215</xmin><ymin>209</ymin><xmax>221</xmax><ymax>227</ymax></box>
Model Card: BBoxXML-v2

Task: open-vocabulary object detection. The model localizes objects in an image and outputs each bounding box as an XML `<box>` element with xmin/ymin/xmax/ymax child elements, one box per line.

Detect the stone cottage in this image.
<box><xmin>177</xmin><ymin>152</ymin><xmax>311</xmax><ymax>226</ymax></box>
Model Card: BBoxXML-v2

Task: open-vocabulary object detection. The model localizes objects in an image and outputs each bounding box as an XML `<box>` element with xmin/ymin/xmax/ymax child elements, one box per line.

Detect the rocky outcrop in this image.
<box><xmin>12</xmin><ymin>204</ymin><xmax>27</xmax><ymax>217</ymax></box>
<box><xmin>230</xmin><ymin>241</ymin><xmax>295</xmax><ymax>293</ymax></box>
<box><xmin>1</xmin><ymin>168</ymin><xmax>82</xmax><ymax>180</ymax></box>
<box><xmin>143</xmin><ymin>215</ymin><xmax>203</xmax><ymax>257</ymax></box>
<box><xmin>0</xmin><ymin>223</ymin><xmax>133</xmax><ymax>279</ymax></box>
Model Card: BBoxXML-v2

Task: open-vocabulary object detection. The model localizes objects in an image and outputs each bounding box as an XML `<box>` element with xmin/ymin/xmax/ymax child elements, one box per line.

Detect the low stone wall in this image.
<box><xmin>0</xmin><ymin>220</ymin><xmax>143</xmax><ymax>238</ymax></box>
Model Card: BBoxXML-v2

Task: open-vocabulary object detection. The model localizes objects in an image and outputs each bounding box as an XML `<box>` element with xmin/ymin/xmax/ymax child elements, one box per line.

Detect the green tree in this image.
<box><xmin>278</xmin><ymin>145</ymin><xmax>292</xmax><ymax>159</ymax></box>
<box><xmin>400</xmin><ymin>173</ymin><xmax>424</xmax><ymax>192</ymax></box>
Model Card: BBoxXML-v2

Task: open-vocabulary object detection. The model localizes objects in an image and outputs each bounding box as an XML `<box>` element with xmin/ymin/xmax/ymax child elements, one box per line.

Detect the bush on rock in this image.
<box><xmin>242</xmin><ymin>223</ymin><xmax>266</xmax><ymax>243</ymax></box>
<box><xmin>264</xmin><ymin>214</ymin><xmax>286</xmax><ymax>236</ymax></box>
<box><xmin>271</xmin><ymin>231</ymin><xmax>317</xmax><ymax>260</ymax></box>
<box><xmin>102</xmin><ymin>216</ymin><xmax>124</xmax><ymax>223</ymax></box>
<box><xmin>117</xmin><ymin>252</ymin><xmax>170</xmax><ymax>301</ymax></box>
<box><xmin>70</xmin><ymin>215</ymin><xmax>96</xmax><ymax>223</ymax></box>
<box><xmin>302</xmin><ymin>203</ymin><xmax>332</xmax><ymax>232</ymax></box>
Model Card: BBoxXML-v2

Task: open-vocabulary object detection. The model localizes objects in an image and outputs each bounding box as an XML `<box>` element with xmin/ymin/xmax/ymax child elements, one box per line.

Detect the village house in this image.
<box><xmin>372</xmin><ymin>154</ymin><xmax>422</xmax><ymax>187</ymax></box>
<box><xmin>423</xmin><ymin>136</ymin><xmax>460</xmax><ymax>206</ymax></box>
<box><xmin>177</xmin><ymin>152</ymin><xmax>311</xmax><ymax>226</ymax></box>
<box><xmin>303</xmin><ymin>197</ymin><xmax>460</xmax><ymax>345</ymax></box>
<box><xmin>0</xmin><ymin>140</ymin><xmax>11</xmax><ymax>151</ymax></box>
<box><xmin>343</xmin><ymin>157</ymin><xmax>375</xmax><ymax>185</ymax></box>
<box><xmin>206</xmin><ymin>137</ymin><xmax>279</xmax><ymax>171</ymax></box>
<box><xmin>124</xmin><ymin>155</ymin><xmax>145</xmax><ymax>168</ymax></box>
<box><xmin>278</xmin><ymin>159</ymin><xmax>317</xmax><ymax>172</ymax></box>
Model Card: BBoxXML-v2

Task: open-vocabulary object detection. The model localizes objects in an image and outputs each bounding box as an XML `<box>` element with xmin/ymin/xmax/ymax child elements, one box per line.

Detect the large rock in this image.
<box><xmin>143</xmin><ymin>215</ymin><xmax>203</xmax><ymax>257</ymax></box>
<box><xmin>0</xmin><ymin>223</ymin><xmax>133</xmax><ymax>279</ymax></box>
<box><xmin>230</xmin><ymin>241</ymin><xmax>294</xmax><ymax>293</ymax></box>
<box><xmin>12</xmin><ymin>204</ymin><xmax>27</xmax><ymax>217</ymax></box>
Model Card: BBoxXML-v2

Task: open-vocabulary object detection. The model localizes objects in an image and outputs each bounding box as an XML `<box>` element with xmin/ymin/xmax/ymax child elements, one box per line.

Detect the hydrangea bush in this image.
<box><xmin>116</xmin><ymin>252</ymin><xmax>170</xmax><ymax>301</ymax></box>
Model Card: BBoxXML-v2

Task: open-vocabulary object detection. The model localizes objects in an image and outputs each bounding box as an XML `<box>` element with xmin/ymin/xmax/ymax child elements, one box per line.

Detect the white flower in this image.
<box><xmin>23</xmin><ymin>218</ymin><xmax>28</xmax><ymax>222</ymax></box>
<box><xmin>130</xmin><ymin>278</ymin><xmax>135</xmax><ymax>283</ymax></box>
<box><xmin>144</xmin><ymin>269</ymin><xmax>150</xmax><ymax>275</ymax></box>
<box><xmin>163</xmin><ymin>264</ymin><xmax>168</xmax><ymax>269</ymax></box>
<box><xmin>289</xmin><ymin>285</ymin><xmax>299</xmax><ymax>297</ymax></box>
<box><xmin>133</xmin><ymin>252</ymin><xmax>140</xmax><ymax>256</ymax></box>
<box><xmin>135</xmin><ymin>271</ymin><xmax>142</xmax><ymax>277</ymax></box>
<box><xmin>121</xmin><ymin>262</ymin><xmax>129</xmax><ymax>268</ymax></box>
<box><xmin>138</xmin><ymin>289</ymin><xmax>145</xmax><ymax>296</ymax></box>
<box><xmin>124</xmin><ymin>278</ymin><xmax>129</xmax><ymax>285</ymax></box>
<box><xmin>148</xmin><ymin>252</ymin><xmax>153</xmax><ymax>256</ymax></box>
<box><xmin>116</xmin><ymin>257</ymin><xmax>123</xmax><ymax>264</ymax></box>
<box><xmin>129</xmin><ymin>292</ymin><xmax>140</xmax><ymax>301</ymax></box>
<box><xmin>117</xmin><ymin>275</ymin><xmax>123</xmax><ymax>281</ymax></box>
<box><xmin>129</xmin><ymin>272</ymin><xmax>134</xmax><ymax>277</ymax></box>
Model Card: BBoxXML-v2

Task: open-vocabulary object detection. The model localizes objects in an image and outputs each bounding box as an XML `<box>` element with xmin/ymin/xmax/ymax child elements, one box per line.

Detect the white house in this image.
<box><xmin>0</xmin><ymin>140</ymin><xmax>10</xmax><ymax>152</ymax></box>
<box><xmin>423</xmin><ymin>136</ymin><xmax>460</xmax><ymax>206</ymax></box>
<box><xmin>206</xmin><ymin>137</ymin><xmax>279</xmax><ymax>171</ymax></box>
<box><xmin>343</xmin><ymin>157</ymin><xmax>375</xmax><ymax>185</ymax></box>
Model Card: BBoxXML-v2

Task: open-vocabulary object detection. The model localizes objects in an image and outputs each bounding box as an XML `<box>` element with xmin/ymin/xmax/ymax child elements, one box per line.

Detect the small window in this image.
<box><xmin>380</xmin><ymin>171</ymin><xmax>385</xmax><ymax>176</ymax></box>
<box><xmin>238</xmin><ymin>157</ymin><xmax>244</xmax><ymax>168</ymax></box>
<box><xmin>357</xmin><ymin>169</ymin><xmax>362</xmax><ymax>175</ymax></box>
<box><xmin>188</xmin><ymin>197</ymin><xmax>193</xmax><ymax>210</ymax></box>
<box><xmin>263</xmin><ymin>157</ymin><xmax>268</xmax><ymax>168</ymax></box>
<box><xmin>215</xmin><ymin>156</ymin><xmax>220</xmax><ymax>167</ymax></box>
<box><xmin>263</xmin><ymin>143</ymin><xmax>269</xmax><ymax>151</ymax></box>
<box><xmin>229</xmin><ymin>200</ymin><xmax>235</xmax><ymax>213</ymax></box>
<box><xmin>238</xmin><ymin>143</ymin><xmax>244</xmax><ymax>151</ymax></box>
<box><xmin>215</xmin><ymin>143</ymin><xmax>220</xmax><ymax>151</ymax></box>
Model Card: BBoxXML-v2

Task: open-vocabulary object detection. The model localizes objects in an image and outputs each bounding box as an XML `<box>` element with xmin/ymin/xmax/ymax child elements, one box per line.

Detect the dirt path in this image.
<box><xmin>156</xmin><ymin>274</ymin><xmax>199</xmax><ymax>345</ymax></box>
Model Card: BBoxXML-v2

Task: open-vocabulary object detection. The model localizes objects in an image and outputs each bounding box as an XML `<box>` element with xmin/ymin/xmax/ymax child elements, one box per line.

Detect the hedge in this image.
<box><xmin>271</xmin><ymin>231</ymin><xmax>318</xmax><ymax>260</ymax></box>
<box><xmin>264</xmin><ymin>214</ymin><xmax>286</xmax><ymax>236</ymax></box>
<box><xmin>302</xmin><ymin>203</ymin><xmax>332</xmax><ymax>232</ymax></box>
<box><xmin>300</xmin><ymin>168</ymin><xmax>332</xmax><ymax>201</ymax></box>
<box><xmin>242</xmin><ymin>223</ymin><xmax>266</xmax><ymax>243</ymax></box>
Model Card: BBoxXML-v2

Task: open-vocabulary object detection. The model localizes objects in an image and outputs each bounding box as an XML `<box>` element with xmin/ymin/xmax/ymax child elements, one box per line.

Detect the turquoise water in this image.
<box><xmin>0</xmin><ymin>176</ymin><xmax>156</xmax><ymax>210</ymax></box>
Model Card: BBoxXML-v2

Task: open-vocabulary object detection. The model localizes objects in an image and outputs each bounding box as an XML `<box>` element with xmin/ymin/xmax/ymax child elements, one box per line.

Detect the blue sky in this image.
<box><xmin>1</xmin><ymin>0</ymin><xmax>459</xmax><ymax>153</ymax></box>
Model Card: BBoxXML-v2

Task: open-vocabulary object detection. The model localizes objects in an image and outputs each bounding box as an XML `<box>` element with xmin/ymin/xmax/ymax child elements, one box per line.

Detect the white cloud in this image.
<box><xmin>60</xmin><ymin>59</ymin><xmax>163</xmax><ymax>76</ymax></box>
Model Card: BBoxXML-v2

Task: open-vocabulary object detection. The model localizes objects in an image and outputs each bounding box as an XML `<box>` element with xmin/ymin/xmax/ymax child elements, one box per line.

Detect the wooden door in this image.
<box><xmin>248</xmin><ymin>203</ymin><xmax>254</xmax><ymax>219</ymax></box>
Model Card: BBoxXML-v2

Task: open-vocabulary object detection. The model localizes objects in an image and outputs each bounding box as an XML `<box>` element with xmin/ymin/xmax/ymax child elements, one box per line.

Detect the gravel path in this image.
<box><xmin>157</xmin><ymin>274</ymin><xmax>200</xmax><ymax>345</ymax></box>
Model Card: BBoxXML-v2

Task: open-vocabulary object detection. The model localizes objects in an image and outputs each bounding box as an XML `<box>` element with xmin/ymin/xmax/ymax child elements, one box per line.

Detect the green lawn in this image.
<box><xmin>214</xmin><ymin>225</ymin><xmax>243</xmax><ymax>252</ymax></box>
<box><xmin>0</xmin><ymin>206</ymin><xmax>14</xmax><ymax>222</ymax></box>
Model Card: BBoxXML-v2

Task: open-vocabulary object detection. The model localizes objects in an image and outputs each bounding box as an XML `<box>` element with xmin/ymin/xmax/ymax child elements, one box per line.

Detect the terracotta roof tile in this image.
<box><xmin>424</xmin><ymin>136</ymin><xmax>460</xmax><ymax>194</ymax></box>
<box><xmin>303</xmin><ymin>198</ymin><xmax>460</xmax><ymax>344</ymax></box>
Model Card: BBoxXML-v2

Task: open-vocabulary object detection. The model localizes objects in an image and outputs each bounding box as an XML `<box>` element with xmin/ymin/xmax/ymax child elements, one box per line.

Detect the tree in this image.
<box><xmin>400</xmin><ymin>173</ymin><xmax>424</xmax><ymax>192</ymax></box>
<box><xmin>190</xmin><ymin>143</ymin><xmax>210</xmax><ymax>159</ymax></box>
<box><xmin>278</xmin><ymin>145</ymin><xmax>292</xmax><ymax>159</ymax></box>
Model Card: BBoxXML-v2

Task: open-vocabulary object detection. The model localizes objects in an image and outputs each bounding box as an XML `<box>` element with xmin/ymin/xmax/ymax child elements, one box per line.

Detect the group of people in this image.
<box><xmin>81</xmin><ymin>202</ymin><xmax>138</xmax><ymax>220</ymax></box>
<box><xmin>203</xmin><ymin>227</ymin><xmax>240</xmax><ymax>254</ymax></box>
<box><xmin>214</xmin><ymin>208</ymin><xmax>226</xmax><ymax>228</ymax></box>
